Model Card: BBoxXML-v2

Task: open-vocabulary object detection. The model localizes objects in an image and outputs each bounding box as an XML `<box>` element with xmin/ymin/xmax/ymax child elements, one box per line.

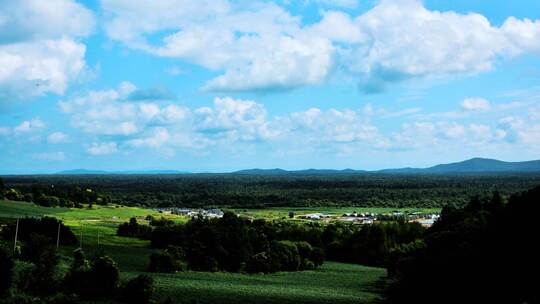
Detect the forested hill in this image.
<box><xmin>378</xmin><ymin>158</ymin><xmax>540</xmax><ymax>174</ymax></box>
<box><xmin>3</xmin><ymin>174</ymin><xmax>540</xmax><ymax>209</ymax></box>
<box><xmin>49</xmin><ymin>158</ymin><xmax>540</xmax><ymax>176</ymax></box>
<box><xmin>235</xmin><ymin>158</ymin><xmax>540</xmax><ymax>175</ymax></box>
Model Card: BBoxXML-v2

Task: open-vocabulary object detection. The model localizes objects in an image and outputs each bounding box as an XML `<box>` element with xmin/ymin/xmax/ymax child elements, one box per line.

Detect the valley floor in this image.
<box><xmin>0</xmin><ymin>200</ymin><xmax>386</xmax><ymax>304</ymax></box>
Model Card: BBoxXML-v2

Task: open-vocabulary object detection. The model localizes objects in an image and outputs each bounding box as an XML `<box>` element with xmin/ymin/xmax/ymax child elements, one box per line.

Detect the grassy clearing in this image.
<box><xmin>0</xmin><ymin>200</ymin><xmax>387</xmax><ymax>303</ymax></box>
<box><xmin>127</xmin><ymin>262</ymin><xmax>385</xmax><ymax>304</ymax></box>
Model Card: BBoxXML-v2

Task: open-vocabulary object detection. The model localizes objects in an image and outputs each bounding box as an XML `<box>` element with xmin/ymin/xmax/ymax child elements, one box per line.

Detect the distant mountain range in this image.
<box><xmin>54</xmin><ymin>158</ymin><xmax>540</xmax><ymax>175</ymax></box>
<box><xmin>56</xmin><ymin>169</ymin><xmax>188</xmax><ymax>175</ymax></box>
<box><xmin>377</xmin><ymin>158</ymin><xmax>540</xmax><ymax>174</ymax></box>
<box><xmin>234</xmin><ymin>158</ymin><xmax>540</xmax><ymax>175</ymax></box>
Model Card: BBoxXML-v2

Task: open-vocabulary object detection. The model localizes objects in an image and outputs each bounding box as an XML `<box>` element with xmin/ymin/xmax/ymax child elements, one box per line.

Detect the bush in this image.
<box><xmin>121</xmin><ymin>274</ymin><xmax>154</xmax><ymax>304</ymax></box>
<box><xmin>90</xmin><ymin>256</ymin><xmax>120</xmax><ymax>297</ymax></box>
<box><xmin>0</xmin><ymin>217</ymin><xmax>77</xmax><ymax>247</ymax></box>
<box><xmin>63</xmin><ymin>249</ymin><xmax>91</xmax><ymax>296</ymax></box>
<box><xmin>18</xmin><ymin>247</ymin><xmax>60</xmax><ymax>296</ymax></box>
<box><xmin>0</xmin><ymin>246</ymin><xmax>14</xmax><ymax>295</ymax></box>
<box><xmin>20</xmin><ymin>233</ymin><xmax>54</xmax><ymax>263</ymax></box>
<box><xmin>63</xmin><ymin>250</ymin><xmax>120</xmax><ymax>299</ymax></box>
<box><xmin>246</xmin><ymin>252</ymin><xmax>272</xmax><ymax>273</ymax></box>
<box><xmin>5</xmin><ymin>188</ymin><xmax>23</xmax><ymax>201</ymax></box>
<box><xmin>311</xmin><ymin>246</ymin><xmax>325</xmax><ymax>267</ymax></box>
<box><xmin>148</xmin><ymin>246</ymin><xmax>185</xmax><ymax>273</ymax></box>
<box><xmin>270</xmin><ymin>241</ymin><xmax>300</xmax><ymax>272</ymax></box>
<box><xmin>148</xmin><ymin>251</ymin><xmax>177</xmax><ymax>273</ymax></box>
<box><xmin>117</xmin><ymin>218</ymin><xmax>153</xmax><ymax>239</ymax></box>
<box><xmin>295</xmin><ymin>241</ymin><xmax>313</xmax><ymax>270</ymax></box>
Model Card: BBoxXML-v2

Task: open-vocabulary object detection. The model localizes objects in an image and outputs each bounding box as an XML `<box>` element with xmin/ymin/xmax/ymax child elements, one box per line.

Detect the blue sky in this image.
<box><xmin>1</xmin><ymin>0</ymin><xmax>540</xmax><ymax>173</ymax></box>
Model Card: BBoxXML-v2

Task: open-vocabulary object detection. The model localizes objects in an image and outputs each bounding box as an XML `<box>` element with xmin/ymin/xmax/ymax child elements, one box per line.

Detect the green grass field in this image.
<box><xmin>0</xmin><ymin>200</ymin><xmax>387</xmax><ymax>303</ymax></box>
<box><xmin>131</xmin><ymin>262</ymin><xmax>385</xmax><ymax>304</ymax></box>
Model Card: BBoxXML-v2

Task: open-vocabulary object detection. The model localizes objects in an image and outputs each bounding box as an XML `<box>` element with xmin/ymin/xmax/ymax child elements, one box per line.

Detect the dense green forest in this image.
<box><xmin>2</xmin><ymin>173</ymin><xmax>540</xmax><ymax>208</ymax></box>
<box><xmin>386</xmin><ymin>186</ymin><xmax>539</xmax><ymax>303</ymax></box>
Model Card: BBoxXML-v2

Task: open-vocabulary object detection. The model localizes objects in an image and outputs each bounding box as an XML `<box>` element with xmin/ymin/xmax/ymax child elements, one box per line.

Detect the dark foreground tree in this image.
<box><xmin>0</xmin><ymin>217</ymin><xmax>77</xmax><ymax>247</ymax></box>
<box><xmin>63</xmin><ymin>249</ymin><xmax>120</xmax><ymax>299</ymax></box>
<box><xmin>0</xmin><ymin>246</ymin><xmax>14</xmax><ymax>296</ymax></box>
<box><xmin>120</xmin><ymin>274</ymin><xmax>154</xmax><ymax>304</ymax></box>
<box><xmin>17</xmin><ymin>246</ymin><xmax>60</xmax><ymax>296</ymax></box>
<box><xmin>386</xmin><ymin>187</ymin><xmax>540</xmax><ymax>304</ymax></box>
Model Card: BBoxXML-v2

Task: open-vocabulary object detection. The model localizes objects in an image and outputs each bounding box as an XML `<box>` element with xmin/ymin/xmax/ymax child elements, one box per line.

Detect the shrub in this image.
<box><xmin>270</xmin><ymin>241</ymin><xmax>300</xmax><ymax>272</ymax></box>
<box><xmin>20</xmin><ymin>233</ymin><xmax>56</xmax><ymax>264</ymax></box>
<box><xmin>148</xmin><ymin>251</ymin><xmax>177</xmax><ymax>273</ymax></box>
<box><xmin>18</xmin><ymin>247</ymin><xmax>60</xmax><ymax>296</ymax></box>
<box><xmin>0</xmin><ymin>217</ymin><xmax>77</xmax><ymax>247</ymax></box>
<box><xmin>311</xmin><ymin>246</ymin><xmax>325</xmax><ymax>267</ymax></box>
<box><xmin>117</xmin><ymin>217</ymin><xmax>153</xmax><ymax>239</ymax></box>
<box><xmin>64</xmin><ymin>249</ymin><xmax>91</xmax><ymax>296</ymax></box>
<box><xmin>0</xmin><ymin>246</ymin><xmax>14</xmax><ymax>295</ymax></box>
<box><xmin>120</xmin><ymin>274</ymin><xmax>154</xmax><ymax>304</ymax></box>
<box><xmin>90</xmin><ymin>256</ymin><xmax>120</xmax><ymax>297</ymax></box>
<box><xmin>246</xmin><ymin>252</ymin><xmax>272</xmax><ymax>273</ymax></box>
<box><xmin>148</xmin><ymin>246</ymin><xmax>185</xmax><ymax>273</ymax></box>
<box><xmin>63</xmin><ymin>250</ymin><xmax>120</xmax><ymax>299</ymax></box>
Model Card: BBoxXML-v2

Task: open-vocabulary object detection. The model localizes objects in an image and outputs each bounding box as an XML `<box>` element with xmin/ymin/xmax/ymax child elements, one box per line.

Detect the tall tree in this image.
<box><xmin>0</xmin><ymin>246</ymin><xmax>14</xmax><ymax>295</ymax></box>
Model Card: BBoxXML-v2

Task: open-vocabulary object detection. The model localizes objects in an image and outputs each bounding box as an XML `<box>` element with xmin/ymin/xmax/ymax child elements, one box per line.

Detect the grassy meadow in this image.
<box><xmin>0</xmin><ymin>200</ymin><xmax>387</xmax><ymax>303</ymax></box>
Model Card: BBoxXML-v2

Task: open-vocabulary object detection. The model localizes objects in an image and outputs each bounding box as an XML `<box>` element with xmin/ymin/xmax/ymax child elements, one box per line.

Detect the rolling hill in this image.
<box><xmin>379</xmin><ymin>158</ymin><xmax>540</xmax><ymax>174</ymax></box>
<box><xmin>233</xmin><ymin>158</ymin><xmax>540</xmax><ymax>175</ymax></box>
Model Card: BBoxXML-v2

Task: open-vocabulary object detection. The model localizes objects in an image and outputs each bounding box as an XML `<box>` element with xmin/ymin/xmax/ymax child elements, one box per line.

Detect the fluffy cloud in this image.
<box><xmin>59</xmin><ymin>82</ymin><xmax>390</xmax><ymax>154</ymax></box>
<box><xmin>14</xmin><ymin>118</ymin><xmax>45</xmax><ymax>134</ymax></box>
<box><xmin>392</xmin><ymin>121</ymin><xmax>498</xmax><ymax>149</ymax></box>
<box><xmin>103</xmin><ymin>1</ymin><xmax>337</xmax><ymax>91</ymax></box>
<box><xmin>0</xmin><ymin>0</ymin><xmax>94</xmax><ymax>101</ymax></box>
<box><xmin>59</xmin><ymin>82</ymin><xmax>151</xmax><ymax>136</ymax></box>
<box><xmin>102</xmin><ymin>0</ymin><xmax>540</xmax><ymax>92</ymax></box>
<box><xmin>461</xmin><ymin>98</ymin><xmax>491</xmax><ymax>111</ymax></box>
<box><xmin>194</xmin><ymin>97</ymin><xmax>276</xmax><ymax>141</ymax></box>
<box><xmin>59</xmin><ymin>82</ymin><xmax>540</xmax><ymax>157</ymax></box>
<box><xmin>312</xmin><ymin>0</ymin><xmax>359</xmax><ymax>9</ymax></box>
<box><xmin>86</xmin><ymin>142</ymin><xmax>118</xmax><ymax>155</ymax></box>
<box><xmin>59</xmin><ymin>83</ymin><xmax>276</xmax><ymax>151</ymax></box>
<box><xmin>288</xmin><ymin>108</ymin><xmax>385</xmax><ymax>146</ymax></box>
<box><xmin>497</xmin><ymin>116</ymin><xmax>540</xmax><ymax>147</ymax></box>
<box><xmin>47</xmin><ymin>131</ymin><xmax>69</xmax><ymax>144</ymax></box>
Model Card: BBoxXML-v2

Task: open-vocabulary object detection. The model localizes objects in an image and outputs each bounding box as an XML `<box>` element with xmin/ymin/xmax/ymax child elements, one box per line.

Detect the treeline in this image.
<box><xmin>0</xmin><ymin>217</ymin><xmax>77</xmax><ymax>247</ymax></box>
<box><xmin>0</xmin><ymin>177</ymin><xmax>110</xmax><ymax>207</ymax></box>
<box><xmin>385</xmin><ymin>187</ymin><xmax>540</xmax><ymax>304</ymax></box>
<box><xmin>117</xmin><ymin>213</ymin><xmax>425</xmax><ymax>274</ymax></box>
<box><xmin>0</xmin><ymin>218</ymin><xmax>154</xmax><ymax>304</ymax></box>
<box><xmin>3</xmin><ymin>174</ymin><xmax>540</xmax><ymax>208</ymax></box>
<box><xmin>149</xmin><ymin>213</ymin><xmax>326</xmax><ymax>273</ymax></box>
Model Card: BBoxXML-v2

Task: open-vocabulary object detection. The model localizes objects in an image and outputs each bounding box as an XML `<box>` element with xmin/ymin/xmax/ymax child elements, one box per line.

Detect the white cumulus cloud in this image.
<box><xmin>0</xmin><ymin>0</ymin><xmax>94</xmax><ymax>101</ymax></box>
<box><xmin>47</xmin><ymin>131</ymin><xmax>69</xmax><ymax>144</ymax></box>
<box><xmin>461</xmin><ymin>98</ymin><xmax>491</xmax><ymax>111</ymax></box>
<box><xmin>86</xmin><ymin>142</ymin><xmax>118</xmax><ymax>155</ymax></box>
<box><xmin>101</xmin><ymin>0</ymin><xmax>540</xmax><ymax>92</ymax></box>
<box><xmin>14</xmin><ymin>118</ymin><xmax>45</xmax><ymax>134</ymax></box>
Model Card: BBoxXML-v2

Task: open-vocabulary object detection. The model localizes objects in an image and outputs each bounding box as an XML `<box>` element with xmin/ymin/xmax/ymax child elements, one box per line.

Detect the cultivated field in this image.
<box><xmin>0</xmin><ymin>200</ymin><xmax>387</xmax><ymax>304</ymax></box>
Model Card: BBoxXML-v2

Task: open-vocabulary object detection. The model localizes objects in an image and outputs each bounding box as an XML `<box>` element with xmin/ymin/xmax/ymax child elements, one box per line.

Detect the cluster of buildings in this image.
<box><xmin>409</xmin><ymin>214</ymin><xmax>440</xmax><ymax>227</ymax></box>
<box><xmin>297</xmin><ymin>210</ymin><xmax>440</xmax><ymax>227</ymax></box>
<box><xmin>299</xmin><ymin>212</ymin><xmax>376</xmax><ymax>224</ymax></box>
<box><xmin>157</xmin><ymin>207</ymin><xmax>224</xmax><ymax>218</ymax></box>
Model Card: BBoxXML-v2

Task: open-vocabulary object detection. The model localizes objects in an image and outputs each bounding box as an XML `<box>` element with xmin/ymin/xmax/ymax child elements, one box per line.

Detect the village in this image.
<box><xmin>298</xmin><ymin>211</ymin><xmax>440</xmax><ymax>227</ymax></box>
<box><xmin>156</xmin><ymin>207</ymin><xmax>440</xmax><ymax>227</ymax></box>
